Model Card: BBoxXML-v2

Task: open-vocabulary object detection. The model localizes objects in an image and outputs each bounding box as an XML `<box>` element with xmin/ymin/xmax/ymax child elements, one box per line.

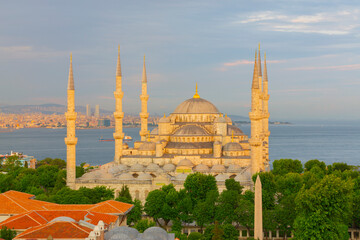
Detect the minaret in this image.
<box><xmin>113</xmin><ymin>46</ymin><xmax>124</xmax><ymax>163</ymax></box>
<box><xmin>262</xmin><ymin>52</ymin><xmax>270</xmax><ymax>169</ymax></box>
<box><xmin>139</xmin><ymin>55</ymin><xmax>149</xmax><ymax>142</ymax></box>
<box><xmin>249</xmin><ymin>49</ymin><xmax>264</xmax><ymax>174</ymax></box>
<box><xmin>65</xmin><ymin>53</ymin><xmax>77</xmax><ymax>188</ymax></box>
<box><xmin>254</xmin><ymin>175</ymin><xmax>263</xmax><ymax>240</ymax></box>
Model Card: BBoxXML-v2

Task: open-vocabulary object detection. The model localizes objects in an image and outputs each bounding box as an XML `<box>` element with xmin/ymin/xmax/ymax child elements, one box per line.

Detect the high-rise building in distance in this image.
<box><xmin>94</xmin><ymin>105</ymin><xmax>100</xmax><ymax>118</ymax></box>
<box><xmin>86</xmin><ymin>104</ymin><xmax>91</xmax><ymax>117</ymax></box>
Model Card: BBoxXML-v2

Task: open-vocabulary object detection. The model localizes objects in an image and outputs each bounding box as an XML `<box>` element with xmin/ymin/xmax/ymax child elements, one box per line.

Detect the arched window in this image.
<box><xmin>135</xmin><ymin>190</ymin><xmax>140</xmax><ymax>200</ymax></box>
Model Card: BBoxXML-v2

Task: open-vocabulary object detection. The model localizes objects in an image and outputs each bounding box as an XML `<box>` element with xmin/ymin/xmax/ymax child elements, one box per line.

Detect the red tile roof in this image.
<box><xmin>0</xmin><ymin>190</ymin><xmax>133</xmax><ymax>216</ymax></box>
<box><xmin>14</xmin><ymin>221</ymin><xmax>92</xmax><ymax>240</ymax></box>
<box><xmin>0</xmin><ymin>210</ymin><xmax>118</xmax><ymax>230</ymax></box>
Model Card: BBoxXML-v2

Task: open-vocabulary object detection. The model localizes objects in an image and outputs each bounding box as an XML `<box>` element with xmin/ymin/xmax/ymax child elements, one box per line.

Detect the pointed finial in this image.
<box><xmin>142</xmin><ymin>55</ymin><xmax>147</xmax><ymax>83</ymax></box>
<box><xmin>68</xmin><ymin>53</ymin><xmax>74</xmax><ymax>90</ymax></box>
<box><xmin>252</xmin><ymin>50</ymin><xmax>259</xmax><ymax>89</ymax></box>
<box><xmin>193</xmin><ymin>82</ymin><xmax>200</xmax><ymax>98</ymax></box>
<box><xmin>163</xmin><ymin>113</ymin><xmax>166</xmax><ymax>118</ymax></box>
<box><xmin>263</xmin><ymin>51</ymin><xmax>268</xmax><ymax>83</ymax></box>
<box><xmin>257</xmin><ymin>43</ymin><xmax>262</xmax><ymax>76</ymax></box>
<box><xmin>231</xmin><ymin>131</ymin><xmax>234</xmax><ymax>142</ymax></box>
<box><xmin>116</xmin><ymin>45</ymin><xmax>122</xmax><ymax>77</ymax></box>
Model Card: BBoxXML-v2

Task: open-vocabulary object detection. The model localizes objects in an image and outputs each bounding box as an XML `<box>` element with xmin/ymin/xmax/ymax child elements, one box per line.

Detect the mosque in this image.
<box><xmin>65</xmin><ymin>45</ymin><xmax>270</xmax><ymax>202</ymax></box>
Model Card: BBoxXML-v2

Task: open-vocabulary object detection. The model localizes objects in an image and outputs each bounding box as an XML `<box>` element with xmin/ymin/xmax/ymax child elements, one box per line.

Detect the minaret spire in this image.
<box><xmin>252</xmin><ymin>50</ymin><xmax>259</xmax><ymax>89</ymax></box>
<box><xmin>257</xmin><ymin>43</ymin><xmax>262</xmax><ymax>77</ymax></box>
<box><xmin>113</xmin><ymin>45</ymin><xmax>124</xmax><ymax>163</ymax></box>
<box><xmin>68</xmin><ymin>53</ymin><xmax>74</xmax><ymax>90</ymax></box>
<box><xmin>65</xmin><ymin>53</ymin><xmax>77</xmax><ymax>188</ymax></box>
<box><xmin>139</xmin><ymin>55</ymin><xmax>149</xmax><ymax>141</ymax></box>
<box><xmin>263</xmin><ymin>52</ymin><xmax>268</xmax><ymax>82</ymax></box>
<box><xmin>262</xmin><ymin>51</ymin><xmax>270</xmax><ymax>170</ymax></box>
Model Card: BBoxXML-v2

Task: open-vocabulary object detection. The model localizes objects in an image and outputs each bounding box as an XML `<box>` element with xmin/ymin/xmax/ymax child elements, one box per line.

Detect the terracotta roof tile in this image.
<box><xmin>14</xmin><ymin>221</ymin><xmax>92</xmax><ymax>239</ymax></box>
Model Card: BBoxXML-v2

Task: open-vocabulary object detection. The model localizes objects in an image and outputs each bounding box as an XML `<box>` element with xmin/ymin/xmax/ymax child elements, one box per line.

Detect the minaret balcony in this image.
<box><xmin>114</xmin><ymin>112</ymin><xmax>124</xmax><ymax>118</ymax></box>
<box><xmin>65</xmin><ymin>137</ymin><xmax>78</xmax><ymax>145</ymax></box>
<box><xmin>113</xmin><ymin>132</ymin><xmax>124</xmax><ymax>139</ymax></box>
<box><xmin>114</xmin><ymin>91</ymin><xmax>124</xmax><ymax>98</ymax></box>
<box><xmin>249</xmin><ymin>138</ymin><xmax>262</xmax><ymax>146</ymax></box>
<box><xmin>140</xmin><ymin>112</ymin><xmax>149</xmax><ymax>118</ymax></box>
<box><xmin>249</xmin><ymin>112</ymin><xmax>262</xmax><ymax>120</ymax></box>
<box><xmin>65</xmin><ymin>112</ymin><xmax>77</xmax><ymax>120</ymax></box>
<box><xmin>262</xmin><ymin>113</ymin><xmax>270</xmax><ymax>118</ymax></box>
<box><xmin>140</xmin><ymin>95</ymin><xmax>149</xmax><ymax>101</ymax></box>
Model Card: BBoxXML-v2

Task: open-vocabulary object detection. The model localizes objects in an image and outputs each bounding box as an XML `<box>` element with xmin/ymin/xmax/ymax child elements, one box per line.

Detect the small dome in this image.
<box><xmin>101</xmin><ymin>172</ymin><xmax>115</xmax><ymax>180</ymax></box>
<box><xmin>223</xmin><ymin>142</ymin><xmax>243</xmax><ymax>151</ymax></box>
<box><xmin>145</xmin><ymin>163</ymin><xmax>160</xmax><ymax>172</ymax></box>
<box><xmin>227</xmin><ymin>164</ymin><xmax>242</xmax><ymax>173</ymax></box>
<box><xmin>139</xmin><ymin>142</ymin><xmax>156</xmax><ymax>151</ymax></box>
<box><xmin>118</xmin><ymin>164</ymin><xmax>129</xmax><ymax>172</ymax></box>
<box><xmin>173</xmin><ymin>125</ymin><xmax>208</xmax><ymax>136</ymax></box>
<box><xmin>175</xmin><ymin>173</ymin><xmax>188</xmax><ymax>181</ymax></box>
<box><xmin>130</xmin><ymin>163</ymin><xmax>145</xmax><ymax>172</ymax></box>
<box><xmin>106</xmin><ymin>226</ymin><xmax>139</xmax><ymax>240</ymax></box>
<box><xmin>143</xmin><ymin>227</ymin><xmax>169</xmax><ymax>240</ymax></box>
<box><xmin>224</xmin><ymin>115</ymin><xmax>232</xmax><ymax>123</ymax></box>
<box><xmin>194</xmin><ymin>164</ymin><xmax>210</xmax><ymax>173</ymax></box>
<box><xmin>159</xmin><ymin>116</ymin><xmax>170</xmax><ymax>123</ymax></box>
<box><xmin>117</xmin><ymin>173</ymin><xmax>134</xmax><ymax>180</ymax></box>
<box><xmin>211</xmin><ymin>164</ymin><xmax>226</xmax><ymax>173</ymax></box>
<box><xmin>177</xmin><ymin>159</ymin><xmax>194</xmax><ymax>167</ymax></box>
<box><xmin>214</xmin><ymin>116</ymin><xmax>226</xmax><ymax>123</ymax></box>
<box><xmin>122</xmin><ymin>143</ymin><xmax>129</xmax><ymax>149</ymax></box>
<box><xmin>80</xmin><ymin>171</ymin><xmax>97</xmax><ymax>180</ymax></box>
<box><xmin>137</xmin><ymin>173</ymin><xmax>153</xmax><ymax>180</ymax></box>
<box><xmin>215</xmin><ymin>173</ymin><xmax>229</xmax><ymax>182</ymax></box>
<box><xmin>109</xmin><ymin>233</ymin><xmax>132</xmax><ymax>240</ymax></box>
<box><xmin>235</xmin><ymin>171</ymin><xmax>252</xmax><ymax>183</ymax></box>
<box><xmin>50</xmin><ymin>217</ymin><xmax>76</xmax><ymax>223</ymax></box>
<box><xmin>163</xmin><ymin>163</ymin><xmax>176</xmax><ymax>172</ymax></box>
<box><xmin>150</xmin><ymin>127</ymin><xmax>158</xmax><ymax>135</ymax></box>
<box><xmin>227</xmin><ymin>125</ymin><xmax>244</xmax><ymax>136</ymax></box>
<box><xmin>173</xmin><ymin>97</ymin><xmax>220</xmax><ymax>114</ymax></box>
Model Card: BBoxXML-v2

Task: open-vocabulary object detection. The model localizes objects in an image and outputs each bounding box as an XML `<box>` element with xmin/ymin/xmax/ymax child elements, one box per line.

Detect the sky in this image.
<box><xmin>0</xmin><ymin>0</ymin><xmax>360</xmax><ymax>121</ymax></box>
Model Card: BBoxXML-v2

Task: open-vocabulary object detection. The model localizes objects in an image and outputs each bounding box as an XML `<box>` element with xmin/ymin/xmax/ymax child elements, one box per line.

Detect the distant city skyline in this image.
<box><xmin>1</xmin><ymin>0</ymin><xmax>359</xmax><ymax>121</ymax></box>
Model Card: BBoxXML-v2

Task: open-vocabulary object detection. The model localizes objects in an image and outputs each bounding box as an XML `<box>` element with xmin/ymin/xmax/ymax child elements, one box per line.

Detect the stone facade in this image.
<box><xmin>67</xmin><ymin>45</ymin><xmax>270</xmax><ymax>203</ymax></box>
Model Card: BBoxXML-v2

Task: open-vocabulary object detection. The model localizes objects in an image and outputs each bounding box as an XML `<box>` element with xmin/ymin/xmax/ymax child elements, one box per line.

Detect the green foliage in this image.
<box><xmin>3</xmin><ymin>156</ymin><xmax>21</xmax><ymax>172</ymax></box>
<box><xmin>272</xmin><ymin>159</ymin><xmax>303</xmax><ymax>175</ymax></box>
<box><xmin>127</xmin><ymin>199</ymin><xmax>143</xmax><ymax>225</ymax></box>
<box><xmin>0</xmin><ymin>226</ymin><xmax>17</xmax><ymax>240</ymax></box>
<box><xmin>76</xmin><ymin>166</ymin><xmax>85</xmax><ymax>178</ymax></box>
<box><xmin>184</xmin><ymin>173</ymin><xmax>218</xmax><ymax>205</ymax></box>
<box><xmin>203</xmin><ymin>222</ymin><xmax>238</xmax><ymax>240</ymax></box>
<box><xmin>304</xmin><ymin>159</ymin><xmax>326</xmax><ymax>172</ymax></box>
<box><xmin>327</xmin><ymin>162</ymin><xmax>353</xmax><ymax>173</ymax></box>
<box><xmin>36</xmin><ymin>165</ymin><xmax>59</xmax><ymax>190</ymax></box>
<box><xmin>188</xmin><ymin>232</ymin><xmax>202</xmax><ymax>240</ymax></box>
<box><xmin>252</xmin><ymin>172</ymin><xmax>276</xmax><ymax>209</ymax></box>
<box><xmin>116</xmin><ymin>185</ymin><xmax>132</xmax><ymax>203</ymax></box>
<box><xmin>294</xmin><ymin>175</ymin><xmax>353</xmax><ymax>240</ymax></box>
<box><xmin>133</xmin><ymin>219</ymin><xmax>156</xmax><ymax>233</ymax></box>
<box><xmin>212</xmin><ymin>221</ymin><xmax>224</xmax><ymax>240</ymax></box>
<box><xmin>37</xmin><ymin>158</ymin><xmax>66</xmax><ymax>169</ymax></box>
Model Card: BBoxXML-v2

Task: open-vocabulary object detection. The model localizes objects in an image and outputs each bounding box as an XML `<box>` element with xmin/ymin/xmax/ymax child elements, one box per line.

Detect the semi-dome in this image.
<box><xmin>139</xmin><ymin>142</ymin><xmax>156</xmax><ymax>151</ymax></box>
<box><xmin>223</xmin><ymin>142</ymin><xmax>243</xmax><ymax>151</ymax></box>
<box><xmin>163</xmin><ymin>163</ymin><xmax>176</xmax><ymax>172</ymax></box>
<box><xmin>177</xmin><ymin>159</ymin><xmax>194</xmax><ymax>167</ymax></box>
<box><xmin>173</xmin><ymin>98</ymin><xmax>219</xmax><ymax>114</ymax></box>
<box><xmin>150</xmin><ymin>127</ymin><xmax>158</xmax><ymax>135</ymax></box>
<box><xmin>173</xmin><ymin>125</ymin><xmax>208</xmax><ymax>136</ymax></box>
<box><xmin>235</xmin><ymin>171</ymin><xmax>252</xmax><ymax>183</ymax></box>
<box><xmin>194</xmin><ymin>164</ymin><xmax>210</xmax><ymax>173</ymax></box>
<box><xmin>175</xmin><ymin>173</ymin><xmax>188</xmax><ymax>181</ymax></box>
<box><xmin>130</xmin><ymin>164</ymin><xmax>145</xmax><ymax>172</ymax></box>
<box><xmin>227</xmin><ymin>125</ymin><xmax>244</xmax><ymax>135</ymax></box>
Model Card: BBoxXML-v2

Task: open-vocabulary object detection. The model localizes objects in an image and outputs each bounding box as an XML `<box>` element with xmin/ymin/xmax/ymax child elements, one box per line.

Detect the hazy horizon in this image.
<box><xmin>1</xmin><ymin>1</ymin><xmax>359</xmax><ymax>121</ymax></box>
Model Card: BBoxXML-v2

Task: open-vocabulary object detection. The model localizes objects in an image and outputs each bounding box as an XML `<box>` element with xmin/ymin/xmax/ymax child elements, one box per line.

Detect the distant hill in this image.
<box><xmin>227</xmin><ymin>115</ymin><xmax>249</xmax><ymax>121</ymax></box>
<box><xmin>0</xmin><ymin>104</ymin><xmax>112</xmax><ymax>115</ymax></box>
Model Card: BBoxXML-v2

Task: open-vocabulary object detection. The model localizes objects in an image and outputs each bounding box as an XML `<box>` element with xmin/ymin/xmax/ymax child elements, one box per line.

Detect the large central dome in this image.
<box><xmin>173</xmin><ymin>97</ymin><xmax>220</xmax><ymax>114</ymax></box>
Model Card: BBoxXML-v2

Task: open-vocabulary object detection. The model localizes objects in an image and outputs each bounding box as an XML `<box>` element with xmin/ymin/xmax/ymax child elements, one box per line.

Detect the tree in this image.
<box><xmin>252</xmin><ymin>172</ymin><xmax>276</xmax><ymax>209</ymax></box>
<box><xmin>127</xmin><ymin>199</ymin><xmax>143</xmax><ymax>225</ymax></box>
<box><xmin>36</xmin><ymin>165</ymin><xmax>59</xmax><ymax>191</ymax></box>
<box><xmin>212</xmin><ymin>221</ymin><xmax>224</xmax><ymax>240</ymax></box>
<box><xmin>0</xmin><ymin>226</ymin><xmax>17</xmax><ymax>240</ymax></box>
<box><xmin>327</xmin><ymin>162</ymin><xmax>352</xmax><ymax>174</ymax></box>
<box><xmin>304</xmin><ymin>159</ymin><xmax>326</xmax><ymax>172</ymax></box>
<box><xmin>37</xmin><ymin>158</ymin><xmax>66</xmax><ymax>169</ymax></box>
<box><xmin>133</xmin><ymin>219</ymin><xmax>156</xmax><ymax>233</ymax></box>
<box><xmin>184</xmin><ymin>173</ymin><xmax>218</xmax><ymax>205</ymax></box>
<box><xmin>115</xmin><ymin>185</ymin><xmax>132</xmax><ymax>203</ymax></box>
<box><xmin>188</xmin><ymin>232</ymin><xmax>202</xmax><ymax>240</ymax></box>
<box><xmin>272</xmin><ymin>159</ymin><xmax>303</xmax><ymax>176</ymax></box>
<box><xmin>216</xmin><ymin>180</ymin><xmax>242</xmax><ymax>224</ymax></box>
<box><xmin>78</xmin><ymin>186</ymin><xmax>114</xmax><ymax>203</ymax></box>
<box><xmin>234</xmin><ymin>190</ymin><xmax>254</xmax><ymax>232</ymax></box>
<box><xmin>294</xmin><ymin>175</ymin><xmax>353</xmax><ymax>240</ymax></box>
<box><xmin>193</xmin><ymin>190</ymin><xmax>218</xmax><ymax>231</ymax></box>
<box><xmin>3</xmin><ymin>156</ymin><xmax>21</xmax><ymax>172</ymax></box>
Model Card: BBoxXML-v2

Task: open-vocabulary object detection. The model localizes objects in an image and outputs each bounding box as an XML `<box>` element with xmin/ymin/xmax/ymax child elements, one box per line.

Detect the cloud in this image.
<box><xmin>0</xmin><ymin>46</ymin><xmax>66</xmax><ymax>60</ymax></box>
<box><xmin>233</xmin><ymin>9</ymin><xmax>360</xmax><ymax>35</ymax></box>
<box><xmin>218</xmin><ymin>59</ymin><xmax>284</xmax><ymax>71</ymax></box>
<box><xmin>288</xmin><ymin>64</ymin><xmax>360</xmax><ymax>71</ymax></box>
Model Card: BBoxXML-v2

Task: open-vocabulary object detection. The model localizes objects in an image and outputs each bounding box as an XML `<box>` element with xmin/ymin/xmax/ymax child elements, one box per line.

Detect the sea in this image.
<box><xmin>0</xmin><ymin>122</ymin><xmax>359</xmax><ymax>167</ymax></box>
